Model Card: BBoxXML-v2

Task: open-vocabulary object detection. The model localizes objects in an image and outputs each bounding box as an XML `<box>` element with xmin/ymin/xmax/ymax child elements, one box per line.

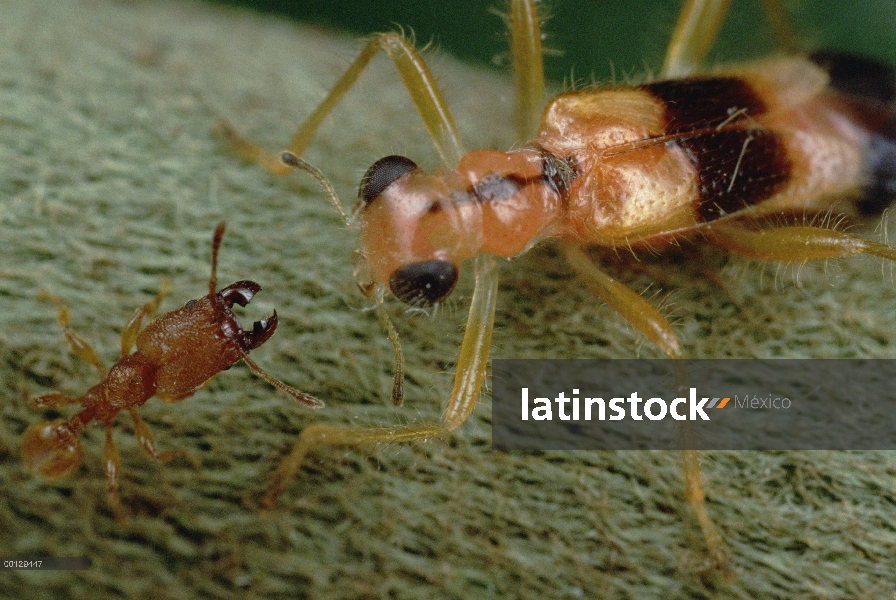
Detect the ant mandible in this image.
<box><xmin>23</xmin><ymin>222</ymin><xmax>323</xmax><ymax>522</ymax></box>
<box><xmin>218</xmin><ymin>0</ymin><xmax>896</xmax><ymax>573</ymax></box>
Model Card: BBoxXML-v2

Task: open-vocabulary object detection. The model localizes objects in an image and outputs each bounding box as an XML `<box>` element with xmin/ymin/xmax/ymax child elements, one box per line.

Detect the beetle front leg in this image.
<box><xmin>263</xmin><ymin>254</ymin><xmax>499</xmax><ymax>508</ymax></box>
<box><xmin>218</xmin><ymin>31</ymin><xmax>465</xmax><ymax>175</ymax></box>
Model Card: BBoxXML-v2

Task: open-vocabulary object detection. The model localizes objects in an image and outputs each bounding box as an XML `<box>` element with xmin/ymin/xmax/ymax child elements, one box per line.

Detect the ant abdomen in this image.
<box><xmin>22</xmin><ymin>419</ymin><xmax>84</xmax><ymax>480</ymax></box>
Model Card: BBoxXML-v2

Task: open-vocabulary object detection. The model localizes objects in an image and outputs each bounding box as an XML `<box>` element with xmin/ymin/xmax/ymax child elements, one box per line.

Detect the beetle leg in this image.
<box><xmin>662</xmin><ymin>0</ymin><xmax>734</xmax><ymax>78</ymax></box>
<box><xmin>562</xmin><ymin>243</ymin><xmax>682</xmax><ymax>358</ymax></box>
<box><xmin>663</xmin><ymin>0</ymin><xmax>797</xmax><ymax>78</ymax></box>
<box><xmin>218</xmin><ymin>30</ymin><xmax>464</xmax><ymax>175</ymax></box>
<box><xmin>507</xmin><ymin>0</ymin><xmax>546</xmax><ymax>143</ymax></box>
<box><xmin>561</xmin><ymin>242</ymin><xmax>730</xmax><ymax>573</ymax></box>
<box><xmin>705</xmin><ymin>221</ymin><xmax>896</xmax><ymax>262</ymax></box>
<box><xmin>263</xmin><ymin>254</ymin><xmax>499</xmax><ymax>508</ymax></box>
<box><xmin>757</xmin><ymin>0</ymin><xmax>798</xmax><ymax>54</ymax></box>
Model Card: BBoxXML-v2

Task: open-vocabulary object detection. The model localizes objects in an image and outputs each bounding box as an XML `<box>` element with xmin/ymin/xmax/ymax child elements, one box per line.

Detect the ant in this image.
<box><xmin>22</xmin><ymin>222</ymin><xmax>323</xmax><ymax>522</ymax></box>
<box><xmin>218</xmin><ymin>0</ymin><xmax>896</xmax><ymax>572</ymax></box>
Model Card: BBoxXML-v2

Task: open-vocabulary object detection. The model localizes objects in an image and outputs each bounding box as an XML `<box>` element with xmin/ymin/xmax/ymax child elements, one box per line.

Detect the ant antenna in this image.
<box><xmin>210</xmin><ymin>221</ymin><xmax>226</xmax><ymax>296</ymax></box>
<box><xmin>240</xmin><ymin>353</ymin><xmax>325</xmax><ymax>408</ymax></box>
<box><xmin>211</xmin><ymin>221</ymin><xmax>323</xmax><ymax>407</ymax></box>
<box><xmin>280</xmin><ymin>152</ymin><xmax>351</xmax><ymax>226</ymax></box>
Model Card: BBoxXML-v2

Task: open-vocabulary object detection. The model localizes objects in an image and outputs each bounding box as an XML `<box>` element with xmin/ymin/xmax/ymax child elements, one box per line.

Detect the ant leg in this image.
<box><xmin>32</xmin><ymin>392</ymin><xmax>80</xmax><ymax>409</ymax></box>
<box><xmin>662</xmin><ymin>0</ymin><xmax>733</xmax><ymax>77</ymax></box>
<box><xmin>127</xmin><ymin>408</ymin><xmax>198</xmax><ymax>467</ymax></box>
<box><xmin>103</xmin><ymin>425</ymin><xmax>126</xmax><ymax>524</ymax></box>
<box><xmin>38</xmin><ymin>291</ymin><xmax>106</xmax><ymax>376</ymax></box>
<box><xmin>705</xmin><ymin>222</ymin><xmax>896</xmax><ymax>262</ymax></box>
<box><xmin>219</xmin><ymin>32</ymin><xmax>464</xmax><ymax>174</ymax></box>
<box><xmin>262</xmin><ymin>254</ymin><xmax>500</xmax><ymax>508</ymax></box>
<box><xmin>507</xmin><ymin>0</ymin><xmax>545</xmax><ymax>142</ymax></box>
<box><xmin>120</xmin><ymin>280</ymin><xmax>171</xmax><ymax>356</ymax></box>
<box><xmin>562</xmin><ymin>243</ymin><xmax>730</xmax><ymax>573</ymax></box>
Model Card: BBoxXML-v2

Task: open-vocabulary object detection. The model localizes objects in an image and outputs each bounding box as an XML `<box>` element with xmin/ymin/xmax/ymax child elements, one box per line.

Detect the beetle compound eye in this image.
<box><xmin>389</xmin><ymin>260</ymin><xmax>459</xmax><ymax>306</ymax></box>
<box><xmin>359</xmin><ymin>155</ymin><xmax>418</xmax><ymax>205</ymax></box>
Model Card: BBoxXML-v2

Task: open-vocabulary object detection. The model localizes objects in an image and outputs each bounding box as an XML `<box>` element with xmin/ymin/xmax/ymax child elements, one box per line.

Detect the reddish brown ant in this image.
<box><xmin>22</xmin><ymin>222</ymin><xmax>322</xmax><ymax>521</ymax></box>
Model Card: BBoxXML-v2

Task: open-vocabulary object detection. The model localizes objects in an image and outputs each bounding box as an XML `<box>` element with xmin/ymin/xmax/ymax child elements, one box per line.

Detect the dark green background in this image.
<box><xmin>209</xmin><ymin>0</ymin><xmax>896</xmax><ymax>83</ymax></box>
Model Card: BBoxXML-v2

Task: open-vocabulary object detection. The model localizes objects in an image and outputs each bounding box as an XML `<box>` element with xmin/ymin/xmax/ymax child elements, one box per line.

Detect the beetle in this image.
<box><xmin>218</xmin><ymin>0</ymin><xmax>896</xmax><ymax>572</ymax></box>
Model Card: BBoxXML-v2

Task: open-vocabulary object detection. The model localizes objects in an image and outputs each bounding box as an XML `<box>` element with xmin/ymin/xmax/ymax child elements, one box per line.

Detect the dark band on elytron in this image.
<box><xmin>681</xmin><ymin>128</ymin><xmax>793</xmax><ymax>222</ymax></box>
<box><xmin>644</xmin><ymin>76</ymin><xmax>769</xmax><ymax>133</ymax></box>
<box><xmin>643</xmin><ymin>77</ymin><xmax>791</xmax><ymax>221</ymax></box>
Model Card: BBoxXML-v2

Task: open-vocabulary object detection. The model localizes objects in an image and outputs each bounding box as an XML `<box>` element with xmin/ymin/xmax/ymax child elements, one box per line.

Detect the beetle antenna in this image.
<box><xmin>210</xmin><ymin>221</ymin><xmax>226</xmax><ymax>297</ymax></box>
<box><xmin>374</xmin><ymin>296</ymin><xmax>405</xmax><ymax>406</ymax></box>
<box><xmin>280</xmin><ymin>152</ymin><xmax>351</xmax><ymax>227</ymax></box>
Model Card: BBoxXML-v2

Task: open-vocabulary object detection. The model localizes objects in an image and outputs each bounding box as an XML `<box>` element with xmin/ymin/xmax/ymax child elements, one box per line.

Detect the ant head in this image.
<box><xmin>22</xmin><ymin>419</ymin><xmax>83</xmax><ymax>480</ymax></box>
<box><xmin>353</xmin><ymin>155</ymin><xmax>481</xmax><ymax>306</ymax></box>
<box><xmin>206</xmin><ymin>224</ymin><xmax>278</xmax><ymax>352</ymax></box>
<box><xmin>145</xmin><ymin>223</ymin><xmax>323</xmax><ymax>409</ymax></box>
